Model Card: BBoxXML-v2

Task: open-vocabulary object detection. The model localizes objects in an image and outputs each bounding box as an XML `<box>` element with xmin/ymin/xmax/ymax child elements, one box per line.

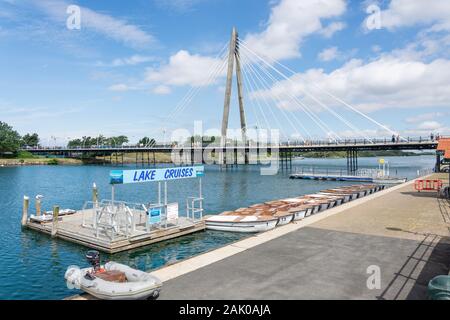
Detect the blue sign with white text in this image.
<box><xmin>149</xmin><ymin>208</ymin><xmax>161</xmax><ymax>224</ymax></box>
<box><xmin>109</xmin><ymin>166</ymin><xmax>204</xmax><ymax>185</ymax></box>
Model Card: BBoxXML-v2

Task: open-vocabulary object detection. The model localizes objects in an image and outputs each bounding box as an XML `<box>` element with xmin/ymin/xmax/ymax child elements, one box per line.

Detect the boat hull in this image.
<box><xmin>277</xmin><ymin>214</ymin><xmax>294</xmax><ymax>226</ymax></box>
<box><xmin>292</xmin><ymin>210</ymin><xmax>307</xmax><ymax>221</ymax></box>
<box><xmin>205</xmin><ymin>220</ymin><xmax>278</xmax><ymax>233</ymax></box>
<box><xmin>65</xmin><ymin>262</ymin><xmax>162</xmax><ymax>300</ymax></box>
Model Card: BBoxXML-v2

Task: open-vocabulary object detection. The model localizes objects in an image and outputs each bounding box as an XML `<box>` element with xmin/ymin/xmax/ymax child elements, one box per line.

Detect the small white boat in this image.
<box><xmin>29</xmin><ymin>214</ymin><xmax>54</xmax><ymax>223</ymax></box>
<box><xmin>45</xmin><ymin>208</ymin><xmax>76</xmax><ymax>216</ymax></box>
<box><xmin>274</xmin><ymin>211</ymin><xmax>294</xmax><ymax>226</ymax></box>
<box><xmin>304</xmin><ymin>199</ymin><xmax>329</xmax><ymax>212</ymax></box>
<box><xmin>319</xmin><ymin>192</ymin><xmax>351</xmax><ymax>203</ymax></box>
<box><xmin>304</xmin><ymin>195</ymin><xmax>336</xmax><ymax>210</ymax></box>
<box><xmin>205</xmin><ymin>215</ymin><xmax>278</xmax><ymax>233</ymax></box>
<box><xmin>280</xmin><ymin>198</ymin><xmax>309</xmax><ymax>220</ymax></box>
<box><xmin>65</xmin><ymin>251</ymin><xmax>162</xmax><ymax>300</ymax></box>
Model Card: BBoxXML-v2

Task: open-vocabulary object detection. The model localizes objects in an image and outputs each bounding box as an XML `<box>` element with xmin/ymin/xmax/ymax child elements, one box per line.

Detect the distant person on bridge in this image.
<box><xmin>391</xmin><ymin>134</ymin><xmax>395</xmax><ymax>143</ymax></box>
<box><xmin>431</xmin><ymin>133</ymin><xmax>435</xmax><ymax>141</ymax></box>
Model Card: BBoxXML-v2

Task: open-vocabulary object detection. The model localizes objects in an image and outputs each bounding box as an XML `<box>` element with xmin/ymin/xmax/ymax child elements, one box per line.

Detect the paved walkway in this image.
<box><xmin>159</xmin><ymin>174</ymin><xmax>450</xmax><ymax>300</ymax></box>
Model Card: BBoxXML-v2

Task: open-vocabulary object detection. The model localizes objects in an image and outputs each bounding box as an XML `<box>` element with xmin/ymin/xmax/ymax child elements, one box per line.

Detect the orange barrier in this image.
<box><xmin>414</xmin><ymin>180</ymin><xmax>443</xmax><ymax>192</ymax></box>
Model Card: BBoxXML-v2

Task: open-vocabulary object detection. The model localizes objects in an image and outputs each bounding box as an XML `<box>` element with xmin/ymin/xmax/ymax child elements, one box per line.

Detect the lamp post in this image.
<box><xmin>163</xmin><ymin>128</ymin><xmax>166</xmax><ymax>147</ymax></box>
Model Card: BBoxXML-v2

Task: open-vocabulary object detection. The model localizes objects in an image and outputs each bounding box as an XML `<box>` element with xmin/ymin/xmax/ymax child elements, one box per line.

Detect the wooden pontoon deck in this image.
<box><xmin>25</xmin><ymin>209</ymin><xmax>205</xmax><ymax>254</ymax></box>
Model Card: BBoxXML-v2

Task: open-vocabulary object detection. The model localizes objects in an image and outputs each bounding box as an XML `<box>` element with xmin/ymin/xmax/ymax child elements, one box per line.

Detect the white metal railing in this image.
<box><xmin>186</xmin><ymin>196</ymin><xmax>204</xmax><ymax>221</ymax></box>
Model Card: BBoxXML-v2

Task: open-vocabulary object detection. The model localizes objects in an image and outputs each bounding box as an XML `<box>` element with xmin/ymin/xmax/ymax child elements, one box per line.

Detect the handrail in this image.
<box><xmin>22</xmin><ymin>136</ymin><xmax>441</xmax><ymax>150</ymax></box>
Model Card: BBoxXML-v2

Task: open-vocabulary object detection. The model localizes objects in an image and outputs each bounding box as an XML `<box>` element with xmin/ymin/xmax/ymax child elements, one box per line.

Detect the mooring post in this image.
<box><xmin>51</xmin><ymin>205</ymin><xmax>59</xmax><ymax>238</ymax></box>
<box><xmin>21</xmin><ymin>196</ymin><xmax>29</xmax><ymax>227</ymax></box>
<box><xmin>35</xmin><ymin>195</ymin><xmax>43</xmax><ymax>216</ymax></box>
<box><xmin>92</xmin><ymin>182</ymin><xmax>98</xmax><ymax>206</ymax></box>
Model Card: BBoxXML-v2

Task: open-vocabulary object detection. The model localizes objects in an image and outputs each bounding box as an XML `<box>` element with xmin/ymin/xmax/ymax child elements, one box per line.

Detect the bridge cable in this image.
<box><xmin>239</xmin><ymin>53</ymin><xmax>291</xmax><ymax>141</ymax></box>
<box><xmin>240</xmin><ymin>39</ymin><xmax>401</xmax><ymax>141</ymax></box>
<box><xmin>240</xmin><ymin>47</ymin><xmax>340</xmax><ymax>141</ymax></box>
<box><xmin>239</xmin><ymin>52</ymin><xmax>308</xmax><ymax>142</ymax></box>
<box><xmin>239</xmin><ymin>40</ymin><xmax>374</xmax><ymax>143</ymax></box>
<box><xmin>241</xmin><ymin>49</ymin><xmax>340</xmax><ymax>142</ymax></box>
<box><xmin>163</xmin><ymin>42</ymin><xmax>229</xmax><ymax>128</ymax></box>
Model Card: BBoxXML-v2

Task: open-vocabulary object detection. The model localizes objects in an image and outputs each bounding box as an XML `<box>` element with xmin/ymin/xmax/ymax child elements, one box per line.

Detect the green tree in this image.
<box><xmin>67</xmin><ymin>138</ymin><xmax>82</xmax><ymax>148</ymax></box>
<box><xmin>22</xmin><ymin>133</ymin><xmax>39</xmax><ymax>147</ymax></box>
<box><xmin>109</xmin><ymin>135</ymin><xmax>129</xmax><ymax>146</ymax></box>
<box><xmin>139</xmin><ymin>137</ymin><xmax>156</xmax><ymax>147</ymax></box>
<box><xmin>0</xmin><ymin>121</ymin><xmax>21</xmax><ymax>154</ymax></box>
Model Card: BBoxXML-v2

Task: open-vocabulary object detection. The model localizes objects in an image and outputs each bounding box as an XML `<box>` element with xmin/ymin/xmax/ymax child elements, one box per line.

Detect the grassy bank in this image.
<box><xmin>95</xmin><ymin>152</ymin><xmax>173</xmax><ymax>164</ymax></box>
<box><xmin>0</xmin><ymin>158</ymin><xmax>83</xmax><ymax>166</ymax></box>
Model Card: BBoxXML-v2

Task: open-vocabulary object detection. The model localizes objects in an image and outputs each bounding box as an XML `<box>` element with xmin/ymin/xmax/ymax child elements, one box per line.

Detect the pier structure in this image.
<box><xmin>22</xmin><ymin>166</ymin><xmax>206</xmax><ymax>253</ymax></box>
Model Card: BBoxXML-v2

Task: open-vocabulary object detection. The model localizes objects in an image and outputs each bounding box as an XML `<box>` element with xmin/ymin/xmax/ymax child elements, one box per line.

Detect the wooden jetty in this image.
<box><xmin>290</xmin><ymin>172</ymin><xmax>375</xmax><ymax>182</ymax></box>
<box><xmin>24</xmin><ymin>208</ymin><xmax>205</xmax><ymax>254</ymax></box>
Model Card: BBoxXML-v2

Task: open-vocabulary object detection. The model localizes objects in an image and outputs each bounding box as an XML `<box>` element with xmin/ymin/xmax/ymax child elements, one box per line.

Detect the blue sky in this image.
<box><xmin>1</xmin><ymin>0</ymin><xmax>450</xmax><ymax>145</ymax></box>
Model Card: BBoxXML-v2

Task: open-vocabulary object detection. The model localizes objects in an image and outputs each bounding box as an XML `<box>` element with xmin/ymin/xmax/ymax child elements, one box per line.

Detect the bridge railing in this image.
<box><xmin>23</xmin><ymin>136</ymin><xmax>440</xmax><ymax>151</ymax></box>
<box><xmin>279</xmin><ymin>136</ymin><xmax>438</xmax><ymax>147</ymax></box>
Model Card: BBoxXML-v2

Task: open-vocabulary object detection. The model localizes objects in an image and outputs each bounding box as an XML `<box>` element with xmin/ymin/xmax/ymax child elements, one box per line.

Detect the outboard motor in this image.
<box><xmin>86</xmin><ymin>250</ymin><xmax>101</xmax><ymax>272</ymax></box>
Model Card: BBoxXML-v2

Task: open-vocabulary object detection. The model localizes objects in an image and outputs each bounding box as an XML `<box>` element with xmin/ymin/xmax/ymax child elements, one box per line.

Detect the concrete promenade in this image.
<box><xmin>158</xmin><ymin>174</ymin><xmax>450</xmax><ymax>300</ymax></box>
<box><xmin>70</xmin><ymin>174</ymin><xmax>450</xmax><ymax>300</ymax></box>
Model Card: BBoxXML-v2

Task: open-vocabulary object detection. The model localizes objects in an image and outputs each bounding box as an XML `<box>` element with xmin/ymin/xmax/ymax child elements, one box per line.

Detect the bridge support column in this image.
<box><xmin>435</xmin><ymin>153</ymin><xmax>441</xmax><ymax>173</ymax></box>
<box><xmin>220</xmin><ymin>27</ymin><xmax>248</xmax><ymax>165</ymax></box>
<box><xmin>347</xmin><ymin>149</ymin><xmax>358</xmax><ymax>175</ymax></box>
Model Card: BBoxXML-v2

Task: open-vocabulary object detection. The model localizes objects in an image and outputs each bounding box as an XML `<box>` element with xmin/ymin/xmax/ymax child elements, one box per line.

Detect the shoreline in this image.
<box><xmin>0</xmin><ymin>153</ymin><xmax>435</xmax><ymax>167</ymax></box>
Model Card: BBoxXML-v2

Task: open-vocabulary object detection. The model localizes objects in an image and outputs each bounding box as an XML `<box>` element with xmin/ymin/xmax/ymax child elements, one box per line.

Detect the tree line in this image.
<box><xmin>67</xmin><ymin>136</ymin><xmax>157</xmax><ymax>148</ymax></box>
<box><xmin>0</xmin><ymin>121</ymin><xmax>40</xmax><ymax>154</ymax></box>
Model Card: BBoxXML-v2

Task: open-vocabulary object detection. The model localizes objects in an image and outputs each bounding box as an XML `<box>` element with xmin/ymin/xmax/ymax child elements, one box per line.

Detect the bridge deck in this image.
<box><xmin>24</xmin><ymin>140</ymin><xmax>438</xmax><ymax>154</ymax></box>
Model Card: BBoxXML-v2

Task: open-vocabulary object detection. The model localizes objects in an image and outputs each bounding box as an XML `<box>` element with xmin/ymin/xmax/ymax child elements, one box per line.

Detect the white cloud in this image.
<box><xmin>97</xmin><ymin>55</ymin><xmax>156</xmax><ymax>67</ymax></box>
<box><xmin>243</xmin><ymin>0</ymin><xmax>346</xmax><ymax>60</ymax></box>
<box><xmin>108</xmin><ymin>84</ymin><xmax>132</xmax><ymax>92</ymax></box>
<box><xmin>404</xmin><ymin>120</ymin><xmax>449</xmax><ymax>136</ymax></box>
<box><xmin>405</xmin><ymin>112</ymin><xmax>447</xmax><ymax>124</ymax></box>
<box><xmin>152</xmin><ymin>85</ymin><xmax>172</xmax><ymax>95</ymax></box>
<box><xmin>254</xmin><ymin>55</ymin><xmax>450</xmax><ymax>113</ymax></box>
<box><xmin>417</xmin><ymin>121</ymin><xmax>442</xmax><ymax>130</ymax></box>
<box><xmin>145</xmin><ymin>50</ymin><xmax>225</xmax><ymax>87</ymax></box>
<box><xmin>318</xmin><ymin>46</ymin><xmax>339</xmax><ymax>61</ymax></box>
<box><xmin>377</xmin><ymin>0</ymin><xmax>450</xmax><ymax>31</ymax></box>
<box><xmin>319</xmin><ymin>21</ymin><xmax>346</xmax><ymax>38</ymax></box>
<box><xmin>34</xmin><ymin>0</ymin><xmax>154</xmax><ymax>48</ymax></box>
<box><xmin>371</xmin><ymin>45</ymin><xmax>382</xmax><ymax>53</ymax></box>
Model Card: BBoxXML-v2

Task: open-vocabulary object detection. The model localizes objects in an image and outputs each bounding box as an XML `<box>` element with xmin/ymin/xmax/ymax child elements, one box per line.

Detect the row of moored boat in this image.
<box><xmin>205</xmin><ymin>184</ymin><xmax>385</xmax><ymax>233</ymax></box>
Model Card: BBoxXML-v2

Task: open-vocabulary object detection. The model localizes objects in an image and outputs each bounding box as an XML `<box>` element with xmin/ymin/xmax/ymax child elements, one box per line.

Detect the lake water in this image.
<box><xmin>0</xmin><ymin>156</ymin><xmax>435</xmax><ymax>299</ymax></box>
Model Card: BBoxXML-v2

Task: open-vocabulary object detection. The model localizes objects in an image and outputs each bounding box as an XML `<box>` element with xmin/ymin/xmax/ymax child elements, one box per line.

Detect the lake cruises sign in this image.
<box><xmin>109</xmin><ymin>166</ymin><xmax>204</xmax><ymax>185</ymax></box>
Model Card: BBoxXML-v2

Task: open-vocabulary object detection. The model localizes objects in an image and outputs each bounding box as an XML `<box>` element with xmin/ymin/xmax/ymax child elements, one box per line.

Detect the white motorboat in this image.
<box><xmin>30</xmin><ymin>209</ymin><xmax>76</xmax><ymax>223</ymax></box>
<box><xmin>65</xmin><ymin>251</ymin><xmax>162</xmax><ymax>300</ymax></box>
<box><xmin>45</xmin><ymin>208</ymin><xmax>76</xmax><ymax>216</ymax></box>
<box><xmin>205</xmin><ymin>214</ymin><xmax>278</xmax><ymax>233</ymax></box>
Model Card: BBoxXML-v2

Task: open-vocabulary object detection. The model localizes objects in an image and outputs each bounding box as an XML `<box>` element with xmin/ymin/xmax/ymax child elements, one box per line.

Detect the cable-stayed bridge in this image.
<box><xmin>25</xmin><ymin>28</ymin><xmax>442</xmax><ymax>172</ymax></box>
